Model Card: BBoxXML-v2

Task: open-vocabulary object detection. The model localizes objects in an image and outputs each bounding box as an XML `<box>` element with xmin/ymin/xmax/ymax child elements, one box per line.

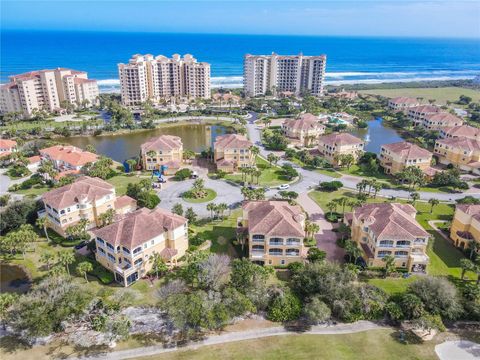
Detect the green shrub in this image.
<box><xmin>267</xmin><ymin>290</ymin><xmax>302</xmax><ymax>322</ymax></box>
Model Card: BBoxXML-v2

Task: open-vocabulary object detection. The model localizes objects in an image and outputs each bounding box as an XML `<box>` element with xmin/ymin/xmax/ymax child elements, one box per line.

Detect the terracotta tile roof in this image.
<box><xmin>214</xmin><ymin>134</ymin><xmax>252</xmax><ymax>149</ymax></box>
<box><xmin>141</xmin><ymin>135</ymin><xmax>183</xmax><ymax>153</ymax></box>
<box><xmin>408</xmin><ymin>105</ymin><xmax>439</xmax><ymax>114</ymax></box>
<box><xmin>0</xmin><ymin>152</ymin><xmax>12</xmax><ymax>158</ymax></box>
<box><xmin>436</xmin><ymin>137</ymin><xmax>480</xmax><ymax>153</ymax></box>
<box><xmin>353</xmin><ymin>203</ymin><xmax>429</xmax><ymax>241</ymax></box>
<box><xmin>160</xmin><ymin>247</ymin><xmax>178</xmax><ymax>260</ymax></box>
<box><xmin>423</xmin><ymin>167</ymin><xmax>439</xmax><ymax>177</ymax></box>
<box><xmin>42</xmin><ymin>176</ymin><xmax>114</xmax><ymax>209</ymax></box>
<box><xmin>217</xmin><ymin>158</ymin><xmax>234</xmax><ymax>166</ymax></box>
<box><xmin>40</xmin><ymin>145</ymin><xmax>98</xmax><ymax>167</ymax></box>
<box><xmin>54</xmin><ymin>169</ymin><xmax>81</xmax><ymax>180</ymax></box>
<box><xmin>442</xmin><ymin>125</ymin><xmax>480</xmax><ymax>139</ymax></box>
<box><xmin>456</xmin><ymin>204</ymin><xmax>480</xmax><ymax>216</ymax></box>
<box><xmin>0</xmin><ymin>139</ymin><xmax>17</xmax><ymax>149</ymax></box>
<box><xmin>27</xmin><ymin>155</ymin><xmax>41</xmax><ymax>164</ymax></box>
<box><xmin>318</xmin><ymin>132</ymin><xmax>364</xmax><ymax>147</ymax></box>
<box><xmin>243</xmin><ymin>200</ymin><xmax>305</xmax><ymax>238</ymax></box>
<box><xmin>424</xmin><ymin>112</ymin><xmax>463</xmax><ymax>126</ymax></box>
<box><xmin>283</xmin><ymin>113</ymin><xmax>325</xmax><ymax>132</ymax></box>
<box><xmin>114</xmin><ymin>195</ymin><xmax>137</xmax><ymax>211</ymax></box>
<box><xmin>382</xmin><ymin>141</ymin><xmax>432</xmax><ymax>160</ymax></box>
<box><xmin>389</xmin><ymin>97</ymin><xmax>419</xmax><ymax>105</ymax></box>
<box><xmin>93</xmin><ymin>207</ymin><xmax>187</xmax><ymax>250</ymax></box>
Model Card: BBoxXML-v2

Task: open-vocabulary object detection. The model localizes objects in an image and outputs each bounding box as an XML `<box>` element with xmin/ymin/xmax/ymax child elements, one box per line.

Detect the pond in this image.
<box><xmin>349</xmin><ymin>117</ymin><xmax>403</xmax><ymax>154</ymax></box>
<box><xmin>61</xmin><ymin>124</ymin><xmax>228</xmax><ymax>163</ymax></box>
<box><xmin>0</xmin><ymin>263</ymin><xmax>31</xmax><ymax>294</ymax></box>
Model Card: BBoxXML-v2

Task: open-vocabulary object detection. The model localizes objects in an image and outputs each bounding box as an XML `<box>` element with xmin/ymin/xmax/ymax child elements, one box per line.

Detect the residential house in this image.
<box><xmin>41</xmin><ymin>176</ymin><xmax>136</xmax><ymax>236</ymax></box>
<box><xmin>93</xmin><ymin>207</ymin><xmax>188</xmax><ymax>286</ymax></box>
<box><xmin>240</xmin><ymin>200</ymin><xmax>306</xmax><ymax>266</ymax></box>
<box><xmin>407</xmin><ymin>105</ymin><xmax>439</xmax><ymax>126</ymax></box>
<box><xmin>379</xmin><ymin>141</ymin><xmax>434</xmax><ymax>176</ymax></box>
<box><xmin>347</xmin><ymin>203</ymin><xmax>429</xmax><ymax>272</ymax></box>
<box><xmin>140</xmin><ymin>135</ymin><xmax>183</xmax><ymax>175</ymax></box>
<box><xmin>214</xmin><ymin>134</ymin><xmax>253</xmax><ymax>173</ymax></box>
<box><xmin>450</xmin><ymin>204</ymin><xmax>480</xmax><ymax>251</ymax></box>
<box><xmin>439</xmin><ymin>125</ymin><xmax>480</xmax><ymax>141</ymax></box>
<box><xmin>317</xmin><ymin>132</ymin><xmax>364</xmax><ymax>166</ymax></box>
<box><xmin>39</xmin><ymin>145</ymin><xmax>98</xmax><ymax>172</ymax></box>
<box><xmin>212</xmin><ymin>92</ymin><xmax>241</xmax><ymax>106</ymax></box>
<box><xmin>422</xmin><ymin>112</ymin><xmax>463</xmax><ymax>131</ymax></box>
<box><xmin>0</xmin><ymin>139</ymin><xmax>17</xmax><ymax>159</ymax></box>
<box><xmin>281</xmin><ymin>113</ymin><xmax>326</xmax><ymax>146</ymax></box>
<box><xmin>388</xmin><ymin>97</ymin><xmax>420</xmax><ymax>112</ymax></box>
<box><xmin>434</xmin><ymin>137</ymin><xmax>480</xmax><ymax>174</ymax></box>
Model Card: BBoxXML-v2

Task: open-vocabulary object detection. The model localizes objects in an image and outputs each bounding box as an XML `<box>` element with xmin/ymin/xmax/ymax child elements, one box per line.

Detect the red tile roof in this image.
<box><xmin>114</xmin><ymin>195</ymin><xmax>137</xmax><ymax>211</ymax></box>
<box><xmin>0</xmin><ymin>139</ymin><xmax>17</xmax><ymax>149</ymax></box>
<box><xmin>409</xmin><ymin>105</ymin><xmax>439</xmax><ymax>114</ymax></box>
<box><xmin>42</xmin><ymin>176</ymin><xmax>114</xmax><ymax>209</ymax></box>
<box><xmin>243</xmin><ymin>200</ymin><xmax>305</xmax><ymax>238</ymax></box>
<box><xmin>442</xmin><ymin>125</ymin><xmax>480</xmax><ymax>139</ymax></box>
<box><xmin>382</xmin><ymin>141</ymin><xmax>432</xmax><ymax>160</ymax></box>
<box><xmin>214</xmin><ymin>134</ymin><xmax>252</xmax><ymax>149</ymax></box>
<box><xmin>40</xmin><ymin>145</ymin><xmax>98</xmax><ymax>167</ymax></box>
<box><xmin>27</xmin><ymin>155</ymin><xmax>41</xmax><ymax>164</ymax></box>
<box><xmin>141</xmin><ymin>135</ymin><xmax>183</xmax><ymax>153</ymax></box>
<box><xmin>283</xmin><ymin>113</ymin><xmax>325</xmax><ymax>132</ymax></box>
<box><xmin>389</xmin><ymin>97</ymin><xmax>419</xmax><ymax>105</ymax></box>
<box><xmin>436</xmin><ymin>137</ymin><xmax>480</xmax><ymax>152</ymax></box>
<box><xmin>424</xmin><ymin>112</ymin><xmax>463</xmax><ymax>126</ymax></box>
<box><xmin>353</xmin><ymin>203</ymin><xmax>429</xmax><ymax>241</ymax></box>
<box><xmin>318</xmin><ymin>132</ymin><xmax>364</xmax><ymax>147</ymax></box>
<box><xmin>93</xmin><ymin>207</ymin><xmax>187</xmax><ymax>249</ymax></box>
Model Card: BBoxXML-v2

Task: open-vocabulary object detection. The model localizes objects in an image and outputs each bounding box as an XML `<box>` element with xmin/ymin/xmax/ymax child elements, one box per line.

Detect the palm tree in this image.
<box><xmin>410</xmin><ymin>192</ymin><xmax>420</xmax><ymax>206</ymax></box>
<box><xmin>36</xmin><ymin>216</ymin><xmax>51</xmax><ymax>242</ymax></box>
<box><xmin>206</xmin><ymin>203</ymin><xmax>217</xmax><ymax>219</ymax></box>
<box><xmin>40</xmin><ymin>252</ymin><xmax>54</xmax><ymax>270</ymax></box>
<box><xmin>428</xmin><ymin>198</ymin><xmax>440</xmax><ymax>213</ymax></box>
<box><xmin>382</xmin><ymin>255</ymin><xmax>396</xmax><ymax>277</ymax></box>
<box><xmin>267</xmin><ymin>153</ymin><xmax>279</xmax><ymax>167</ymax></box>
<box><xmin>254</xmin><ymin>169</ymin><xmax>262</xmax><ymax>184</ymax></box>
<box><xmin>217</xmin><ymin>203</ymin><xmax>229</xmax><ymax>219</ymax></box>
<box><xmin>344</xmin><ymin>240</ymin><xmax>361</xmax><ymax>263</ymax></box>
<box><xmin>467</xmin><ymin>241</ymin><xmax>480</xmax><ymax>260</ymax></box>
<box><xmin>57</xmin><ymin>250</ymin><xmax>75</xmax><ymax>276</ymax></box>
<box><xmin>76</xmin><ymin>261</ymin><xmax>93</xmax><ymax>282</ymax></box>
<box><xmin>372</xmin><ymin>182</ymin><xmax>382</xmax><ymax>198</ymax></box>
<box><xmin>460</xmin><ymin>258</ymin><xmax>475</xmax><ymax>280</ymax></box>
<box><xmin>308</xmin><ymin>222</ymin><xmax>320</xmax><ymax>238</ymax></box>
<box><xmin>250</xmin><ymin>146</ymin><xmax>260</xmax><ymax>162</ymax></box>
<box><xmin>326</xmin><ymin>201</ymin><xmax>337</xmax><ymax>217</ymax></box>
<box><xmin>150</xmin><ymin>252</ymin><xmax>168</xmax><ymax>278</ymax></box>
<box><xmin>337</xmin><ymin>197</ymin><xmax>349</xmax><ymax>214</ymax></box>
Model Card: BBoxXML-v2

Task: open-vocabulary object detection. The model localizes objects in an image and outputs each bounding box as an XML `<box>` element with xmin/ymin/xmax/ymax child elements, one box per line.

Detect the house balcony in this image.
<box><xmin>250</xmin><ymin>250</ymin><xmax>265</xmax><ymax>259</ymax></box>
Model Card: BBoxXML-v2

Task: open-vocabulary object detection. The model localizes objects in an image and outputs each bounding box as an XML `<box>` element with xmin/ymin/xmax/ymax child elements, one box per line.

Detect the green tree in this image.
<box><xmin>172</xmin><ymin>203</ymin><xmax>184</xmax><ymax>216</ymax></box>
<box><xmin>460</xmin><ymin>258</ymin><xmax>475</xmax><ymax>280</ymax></box>
<box><xmin>307</xmin><ymin>248</ymin><xmax>326</xmax><ymax>263</ymax></box>
<box><xmin>410</xmin><ymin>192</ymin><xmax>420</xmax><ymax>206</ymax></box>
<box><xmin>267</xmin><ymin>290</ymin><xmax>302</xmax><ymax>322</ymax></box>
<box><xmin>185</xmin><ymin>207</ymin><xmax>197</xmax><ymax>224</ymax></box>
<box><xmin>36</xmin><ymin>216</ymin><xmax>51</xmax><ymax>242</ymax></box>
<box><xmin>98</xmin><ymin>208</ymin><xmax>116</xmax><ymax>228</ymax></box>
<box><xmin>382</xmin><ymin>255</ymin><xmax>396</xmax><ymax>277</ymax></box>
<box><xmin>344</xmin><ymin>240</ymin><xmax>361</xmax><ymax>263</ymax></box>
<box><xmin>0</xmin><ymin>293</ymin><xmax>18</xmax><ymax>330</ymax></box>
<box><xmin>57</xmin><ymin>250</ymin><xmax>75</xmax><ymax>276</ymax></box>
<box><xmin>303</xmin><ymin>296</ymin><xmax>331</xmax><ymax>324</ymax></box>
<box><xmin>150</xmin><ymin>252</ymin><xmax>168</xmax><ymax>279</ymax></box>
<box><xmin>267</xmin><ymin>153</ymin><xmax>279</xmax><ymax>167</ymax></box>
<box><xmin>76</xmin><ymin>261</ymin><xmax>93</xmax><ymax>282</ymax></box>
<box><xmin>40</xmin><ymin>251</ymin><xmax>55</xmax><ymax>271</ymax></box>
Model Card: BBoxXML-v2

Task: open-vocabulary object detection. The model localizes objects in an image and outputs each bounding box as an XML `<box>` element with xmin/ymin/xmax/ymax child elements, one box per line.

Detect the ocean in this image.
<box><xmin>2</xmin><ymin>30</ymin><xmax>480</xmax><ymax>92</ymax></box>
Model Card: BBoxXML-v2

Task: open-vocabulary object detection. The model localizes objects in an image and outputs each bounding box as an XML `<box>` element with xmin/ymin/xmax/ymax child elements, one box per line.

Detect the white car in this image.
<box><xmin>278</xmin><ymin>184</ymin><xmax>290</xmax><ymax>190</ymax></box>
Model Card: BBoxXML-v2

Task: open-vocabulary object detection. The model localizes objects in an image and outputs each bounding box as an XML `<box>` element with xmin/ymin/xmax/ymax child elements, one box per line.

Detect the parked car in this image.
<box><xmin>190</xmin><ymin>171</ymin><xmax>199</xmax><ymax>179</ymax></box>
<box><xmin>157</xmin><ymin>176</ymin><xmax>166</xmax><ymax>183</ymax></box>
<box><xmin>74</xmin><ymin>240</ymin><xmax>88</xmax><ymax>250</ymax></box>
<box><xmin>278</xmin><ymin>184</ymin><xmax>290</xmax><ymax>190</ymax></box>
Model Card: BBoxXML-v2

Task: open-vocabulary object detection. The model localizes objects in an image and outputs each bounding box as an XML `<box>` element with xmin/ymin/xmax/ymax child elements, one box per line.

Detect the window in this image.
<box><xmin>395</xmin><ymin>251</ymin><xmax>408</xmax><ymax>258</ymax></box>
<box><xmin>396</xmin><ymin>240</ymin><xmax>411</xmax><ymax>247</ymax></box>
<box><xmin>377</xmin><ymin>250</ymin><xmax>391</xmax><ymax>257</ymax></box>
<box><xmin>133</xmin><ymin>246</ymin><xmax>142</xmax><ymax>255</ymax></box>
<box><xmin>134</xmin><ymin>258</ymin><xmax>143</xmax><ymax>266</ymax></box>
<box><xmin>96</xmin><ymin>237</ymin><xmax>104</xmax><ymax>244</ymax></box>
<box><xmin>280</xmin><ymin>260</ymin><xmax>285</xmax><ymax>265</ymax></box>
<box><xmin>98</xmin><ymin>247</ymin><xmax>106</xmax><ymax>256</ymax></box>
<box><xmin>107</xmin><ymin>253</ymin><xmax>115</xmax><ymax>262</ymax></box>
<box><xmin>122</xmin><ymin>247</ymin><xmax>130</xmax><ymax>254</ymax></box>
<box><xmin>379</xmin><ymin>240</ymin><xmax>394</xmax><ymax>247</ymax></box>
<box><xmin>269</xmin><ymin>248</ymin><xmax>283</xmax><ymax>256</ymax></box>
<box><xmin>106</xmin><ymin>243</ymin><xmax>115</xmax><ymax>251</ymax></box>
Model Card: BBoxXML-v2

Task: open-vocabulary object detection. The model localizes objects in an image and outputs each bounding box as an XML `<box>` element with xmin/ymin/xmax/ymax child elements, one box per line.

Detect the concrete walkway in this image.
<box><xmin>435</xmin><ymin>340</ymin><xmax>480</xmax><ymax>360</ymax></box>
<box><xmin>72</xmin><ymin>321</ymin><xmax>385</xmax><ymax>360</ymax></box>
<box><xmin>298</xmin><ymin>192</ymin><xmax>345</xmax><ymax>262</ymax></box>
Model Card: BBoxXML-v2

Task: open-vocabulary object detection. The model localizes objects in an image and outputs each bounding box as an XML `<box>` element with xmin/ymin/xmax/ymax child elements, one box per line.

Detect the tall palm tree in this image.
<box><xmin>249</xmin><ymin>146</ymin><xmax>260</xmax><ymax>163</ymax></box>
<box><xmin>57</xmin><ymin>250</ymin><xmax>75</xmax><ymax>276</ymax></box>
<box><xmin>206</xmin><ymin>203</ymin><xmax>217</xmax><ymax>219</ymax></box>
<box><xmin>40</xmin><ymin>252</ymin><xmax>54</xmax><ymax>271</ymax></box>
<box><xmin>326</xmin><ymin>201</ymin><xmax>337</xmax><ymax>217</ymax></box>
<box><xmin>150</xmin><ymin>252</ymin><xmax>168</xmax><ymax>278</ymax></box>
<box><xmin>428</xmin><ymin>198</ymin><xmax>440</xmax><ymax>213</ymax></box>
<box><xmin>344</xmin><ymin>240</ymin><xmax>361</xmax><ymax>263</ymax></box>
<box><xmin>76</xmin><ymin>261</ymin><xmax>93</xmax><ymax>282</ymax></box>
<box><xmin>460</xmin><ymin>258</ymin><xmax>475</xmax><ymax>280</ymax></box>
<box><xmin>36</xmin><ymin>216</ymin><xmax>51</xmax><ymax>242</ymax></box>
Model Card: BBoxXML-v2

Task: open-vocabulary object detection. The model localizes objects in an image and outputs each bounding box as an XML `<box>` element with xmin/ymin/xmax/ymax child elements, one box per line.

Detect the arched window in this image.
<box><xmin>269</xmin><ymin>248</ymin><xmax>283</xmax><ymax>256</ymax></box>
<box><xmin>377</xmin><ymin>250</ymin><xmax>391</xmax><ymax>257</ymax></box>
<box><xmin>396</xmin><ymin>241</ymin><xmax>411</xmax><ymax>247</ymax></box>
<box><xmin>379</xmin><ymin>240</ymin><xmax>394</xmax><ymax>247</ymax></box>
<box><xmin>394</xmin><ymin>251</ymin><xmax>409</xmax><ymax>258</ymax></box>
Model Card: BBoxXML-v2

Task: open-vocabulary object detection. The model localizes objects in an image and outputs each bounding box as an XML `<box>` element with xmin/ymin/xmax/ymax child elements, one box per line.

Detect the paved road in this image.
<box><xmin>245</xmin><ymin>117</ymin><xmax>480</xmax><ymax>202</ymax></box>
<box><xmin>72</xmin><ymin>321</ymin><xmax>385</xmax><ymax>360</ymax></box>
<box><xmin>0</xmin><ymin>169</ymin><xmax>31</xmax><ymax>201</ymax></box>
<box><xmin>156</xmin><ymin>176</ymin><xmax>243</xmax><ymax>217</ymax></box>
<box><xmin>435</xmin><ymin>340</ymin><xmax>480</xmax><ymax>360</ymax></box>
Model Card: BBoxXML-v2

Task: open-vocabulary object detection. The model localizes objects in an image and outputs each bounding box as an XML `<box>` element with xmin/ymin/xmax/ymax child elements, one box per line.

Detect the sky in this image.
<box><xmin>2</xmin><ymin>0</ymin><xmax>480</xmax><ymax>38</ymax></box>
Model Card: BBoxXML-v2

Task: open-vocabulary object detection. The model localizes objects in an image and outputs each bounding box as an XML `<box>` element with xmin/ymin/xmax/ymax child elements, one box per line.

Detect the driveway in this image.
<box><xmin>435</xmin><ymin>340</ymin><xmax>480</xmax><ymax>360</ymax></box>
<box><xmin>298</xmin><ymin>192</ymin><xmax>345</xmax><ymax>262</ymax></box>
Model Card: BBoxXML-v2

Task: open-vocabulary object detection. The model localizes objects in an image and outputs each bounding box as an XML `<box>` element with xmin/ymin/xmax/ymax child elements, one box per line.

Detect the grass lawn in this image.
<box><xmin>14</xmin><ymin>185</ymin><xmax>51</xmax><ymax>197</ymax></box>
<box><xmin>134</xmin><ymin>329</ymin><xmax>439</xmax><ymax>360</ymax></box>
<box><xmin>182</xmin><ymin>188</ymin><xmax>217</xmax><ymax>203</ymax></box>
<box><xmin>225</xmin><ymin>157</ymin><xmax>290</xmax><ymax>187</ymax></box>
<box><xmin>315</xmin><ymin>168</ymin><xmax>342</xmax><ymax>178</ymax></box>
<box><xmin>190</xmin><ymin>209</ymin><xmax>242</xmax><ymax>256</ymax></box>
<box><xmin>107</xmin><ymin>174</ymin><xmax>148</xmax><ymax>195</ymax></box>
<box><xmin>308</xmin><ymin>189</ymin><xmax>389</xmax><ymax>213</ymax></box>
<box><xmin>358</xmin><ymin>87</ymin><xmax>480</xmax><ymax>105</ymax></box>
<box><xmin>366</xmin><ymin>276</ymin><xmax>419</xmax><ymax>295</ymax></box>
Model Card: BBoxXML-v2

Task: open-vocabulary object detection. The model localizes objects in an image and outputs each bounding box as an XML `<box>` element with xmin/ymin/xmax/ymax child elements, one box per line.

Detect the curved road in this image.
<box><xmin>246</xmin><ymin>114</ymin><xmax>480</xmax><ymax>202</ymax></box>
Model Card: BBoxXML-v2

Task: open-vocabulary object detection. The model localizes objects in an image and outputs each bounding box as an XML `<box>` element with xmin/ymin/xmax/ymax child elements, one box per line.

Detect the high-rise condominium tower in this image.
<box><xmin>0</xmin><ymin>68</ymin><xmax>99</xmax><ymax>118</ymax></box>
<box><xmin>243</xmin><ymin>53</ymin><xmax>327</xmax><ymax>97</ymax></box>
<box><xmin>118</xmin><ymin>54</ymin><xmax>211</xmax><ymax>106</ymax></box>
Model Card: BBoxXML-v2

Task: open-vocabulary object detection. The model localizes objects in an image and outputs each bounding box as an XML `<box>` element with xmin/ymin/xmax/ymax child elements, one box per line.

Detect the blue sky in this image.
<box><xmin>2</xmin><ymin>0</ymin><xmax>480</xmax><ymax>38</ymax></box>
